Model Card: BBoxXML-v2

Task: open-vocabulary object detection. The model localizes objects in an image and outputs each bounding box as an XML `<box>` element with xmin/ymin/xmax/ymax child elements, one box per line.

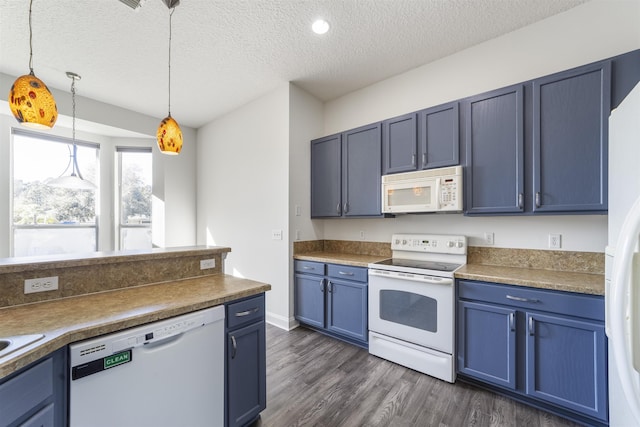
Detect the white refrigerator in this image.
<box><xmin>607</xmin><ymin>81</ymin><xmax>640</xmax><ymax>426</ymax></box>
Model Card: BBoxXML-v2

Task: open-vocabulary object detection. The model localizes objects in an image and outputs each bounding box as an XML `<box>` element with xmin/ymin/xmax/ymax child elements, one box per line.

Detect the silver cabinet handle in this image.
<box><xmin>343</xmin><ymin>202</ymin><xmax>349</xmax><ymax>214</ymax></box>
<box><xmin>509</xmin><ymin>312</ymin><xmax>515</xmax><ymax>332</ymax></box>
<box><xmin>303</xmin><ymin>266</ymin><xmax>314</xmax><ymax>270</ymax></box>
<box><xmin>320</xmin><ymin>278</ymin><xmax>325</xmax><ymax>292</ymax></box>
<box><xmin>327</xmin><ymin>280</ymin><xmax>333</xmax><ymax>293</ymax></box>
<box><xmin>529</xmin><ymin>317</ymin><xmax>535</xmax><ymax>336</ymax></box>
<box><xmin>336</xmin><ymin>203</ymin><xmax>341</xmax><ymax>214</ymax></box>
<box><xmin>338</xmin><ymin>271</ymin><xmax>354</xmax><ymax>276</ymax></box>
<box><xmin>535</xmin><ymin>192</ymin><xmax>541</xmax><ymax>208</ymax></box>
<box><xmin>231</xmin><ymin>335</ymin><xmax>237</xmax><ymax>359</ymax></box>
<box><xmin>506</xmin><ymin>295</ymin><xmax>539</xmax><ymax>303</ymax></box>
<box><xmin>411</xmin><ymin>154</ymin><xmax>416</xmax><ymax>166</ymax></box>
<box><xmin>422</xmin><ymin>153</ymin><xmax>427</xmax><ymax>167</ymax></box>
<box><xmin>518</xmin><ymin>193</ymin><xmax>524</xmax><ymax>209</ymax></box>
<box><xmin>235</xmin><ymin>307</ymin><xmax>259</xmax><ymax>317</ymax></box>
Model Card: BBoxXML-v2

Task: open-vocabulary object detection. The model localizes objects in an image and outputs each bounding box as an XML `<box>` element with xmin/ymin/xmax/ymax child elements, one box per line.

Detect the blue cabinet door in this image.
<box><xmin>526</xmin><ymin>311</ymin><xmax>608</xmax><ymax>422</ymax></box>
<box><xmin>382</xmin><ymin>113</ymin><xmax>418</xmax><ymax>174</ymax></box>
<box><xmin>532</xmin><ymin>62</ymin><xmax>610</xmax><ymax>213</ymax></box>
<box><xmin>227</xmin><ymin>321</ymin><xmax>266</xmax><ymax>427</ymax></box>
<box><xmin>457</xmin><ymin>300</ymin><xmax>517</xmax><ymax>390</ymax></box>
<box><xmin>294</xmin><ymin>273</ymin><xmax>325</xmax><ymax>328</ymax></box>
<box><xmin>418</xmin><ymin>101</ymin><xmax>459</xmax><ymax>169</ymax></box>
<box><xmin>342</xmin><ymin>123</ymin><xmax>382</xmax><ymax>217</ymax></box>
<box><xmin>311</xmin><ymin>133</ymin><xmax>342</xmax><ymax>218</ymax></box>
<box><xmin>326</xmin><ymin>278</ymin><xmax>367</xmax><ymax>343</ymax></box>
<box><xmin>465</xmin><ymin>85</ymin><xmax>525</xmax><ymax>214</ymax></box>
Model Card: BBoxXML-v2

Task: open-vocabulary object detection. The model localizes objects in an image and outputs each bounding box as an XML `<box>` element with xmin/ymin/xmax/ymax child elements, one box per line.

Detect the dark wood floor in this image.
<box><xmin>258</xmin><ymin>324</ymin><xmax>581</xmax><ymax>427</ymax></box>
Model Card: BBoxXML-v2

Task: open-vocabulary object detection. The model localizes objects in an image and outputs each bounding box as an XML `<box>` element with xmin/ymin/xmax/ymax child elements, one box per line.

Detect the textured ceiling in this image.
<box><xmin>0</xmin><ymin>0</ymin><xmax>588</xmax><ymax>129</ymax></box>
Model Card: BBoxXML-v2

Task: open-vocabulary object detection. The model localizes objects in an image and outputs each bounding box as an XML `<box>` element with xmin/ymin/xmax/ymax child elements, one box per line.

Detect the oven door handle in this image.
<box><xmin>368</xmin><ymin>269</ymin><xmax>453</xmax><ymax>285</ymax></box>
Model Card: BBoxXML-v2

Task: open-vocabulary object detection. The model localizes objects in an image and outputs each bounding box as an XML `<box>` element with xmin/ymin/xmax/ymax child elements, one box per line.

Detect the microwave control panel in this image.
<box><xmin>439</xmin><ymin>178</ymin><xmax>460</xmax><ymax>210</ymax></box>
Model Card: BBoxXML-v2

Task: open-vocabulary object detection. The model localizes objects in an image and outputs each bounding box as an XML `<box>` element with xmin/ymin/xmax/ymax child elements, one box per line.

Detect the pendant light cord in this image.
<box><xmin>70</xmin><ymin>74</ymin><xmax>83</xmax><ymax>180</ymax></box>
<box><xmin>28</xmin><ymin>0</ymin><xmax>34</xmax><ymax>74</ymax></box>
<box><xmin>168</xmin><ymin>7</ymin><xmax>174</xmax><ymax>116</ymax></box>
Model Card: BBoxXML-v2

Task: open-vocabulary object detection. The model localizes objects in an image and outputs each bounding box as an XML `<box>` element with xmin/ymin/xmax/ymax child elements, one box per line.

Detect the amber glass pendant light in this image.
<box><xmin>157</xmin><ymin>2</ymin><xmax>183</xmax><ymax>155</ymax></box>
<box><xmin>8</xmin><ymin>0</ymin><xmax>58</xmax><ymax>129</ymax></box>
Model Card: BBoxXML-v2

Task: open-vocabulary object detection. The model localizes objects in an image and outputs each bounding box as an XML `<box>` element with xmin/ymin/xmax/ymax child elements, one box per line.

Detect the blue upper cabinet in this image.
<box><xmin>382</xmin><ymin>112</ymin><xmax>417</xmax><ymax>174</ymax></box>
<box><xmin>532</xmin><ymin>62</ymin><xmax>610</xmax><ymax>213</ymax></box>
<box><xmin>418</xmin><ymin>101</ymin><xmax>460</xmax><ymax>170</ymax></box>
<box><xmin>382</xmin><ymin>102</ymin><xmax>460</xmax><ymax>175</ymax></box>
<box><xmin>311</xmin><ymin>134</ymin><xmax>342</xmax><ymax>218</ymax></box>
<box><xmin>342</xmin><ymin>123</ymin><xmax>382</xmax><ymax>217</ymax></box>
<box><xmin>465</xmin><ymin>85</ymin><xmax>525</xmax><ymax>214</ymax></box>
<box><xmin>311</xmin><ymin>123</ymin><xmax>382</xmax><ymax>218</ymax></box>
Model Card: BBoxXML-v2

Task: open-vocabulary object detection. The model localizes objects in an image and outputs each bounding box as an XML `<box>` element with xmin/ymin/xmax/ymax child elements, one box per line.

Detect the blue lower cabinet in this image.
<box><xmin>225</xmin><ymin>294</ymin><xmax>266</xmax><ymax>427</ymax></box>
<box><xmin>0</xmin><ymin>347</ymin><xmax>67</xmax><ymax>427</ymax></box>
<box><xmin>294</xmin><ymin>273</ymin><xmax>325</xmax><ymax>328</ymax></box>
<box><xmin>326</xmin><ymin>279</ymin><xmax>368</xmax><ymax>343</ymax></box>
<box><xmin>526</xmin><ymin>312</ymin><xmax>607</xmax><ymax>421</ymax></box>
<box><xmin>294</xmin><ymin>261</ymin><xmax>368</xmax><ymax>348</ymax></box>
<box><xmin>457</xmin><ymin>300</ymin><xmax>516</xmax><ymax>390</ymax></box>
<box><xmin>457</xmin><ymin>280</ymin><xmax>607</xmax><ymax>425</ymax></box>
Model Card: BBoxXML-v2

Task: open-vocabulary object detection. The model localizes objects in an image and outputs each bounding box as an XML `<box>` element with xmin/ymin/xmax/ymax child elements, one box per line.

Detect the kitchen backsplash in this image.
<box><xmin>0</xmin><ymin>247</ymin><xmax>230</xmax><ymax>308</ymax></box>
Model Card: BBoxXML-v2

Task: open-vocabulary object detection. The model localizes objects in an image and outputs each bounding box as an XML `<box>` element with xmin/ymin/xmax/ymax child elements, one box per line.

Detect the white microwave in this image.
<box><xmin>381</xmin><ymin>165</ymin><xmax>463</xmax><ymax>214</ymax></box>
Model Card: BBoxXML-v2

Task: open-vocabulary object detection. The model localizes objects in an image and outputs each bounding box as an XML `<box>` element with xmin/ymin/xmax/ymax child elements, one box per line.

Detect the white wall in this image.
<box><xmin>197</xmin><ymin>83</ymin><xmax>292</xmax><ymax>328</ymax></box>
<box><xmin>288</xmin><ymin>84</ymin><xmax>324</xmax><ymax>322</ymax></box>
<box><xmin>0</xmin><ymin>72</ymin><xmax>198</xmax><ymax>255</ymax></box>
<box><xmin>319</xmin><ymin>0</ymin><xmax>640</xmax><ymax>253</ymax></box>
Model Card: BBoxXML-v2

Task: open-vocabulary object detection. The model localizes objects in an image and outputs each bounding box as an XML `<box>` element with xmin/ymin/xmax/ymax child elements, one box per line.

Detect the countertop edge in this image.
<box><xmin>0</xmin><ymin>275</ymin><xmax>270</xmax><ymax>379</ymax></box>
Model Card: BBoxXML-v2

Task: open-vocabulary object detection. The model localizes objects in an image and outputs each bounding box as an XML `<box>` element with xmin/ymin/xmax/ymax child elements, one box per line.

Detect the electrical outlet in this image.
<box><xmin>484</xmin><ymin>232</ymin><xmax>494</xmax><ymax>245</ymax></box>
<box><xmin>295</xmin><ymin>205</ymin><xmax>301</xmax><ymax>216</ymax></box>
<box><xmin>359</xmin><ymin>230</ymin><xmax>365</xmax><ymax>240</ymax></box>
<box><xmin>200</xmin><ymin>259</ymin><xmax>216</xmax><ymax>269</ymax></box>
<box><xmin>272</xmin><ymin>229</ymin><xmax>283</xmax><ymax>240</ymax></box>
<box><xmin>24</xmin><ymin>276</ymin><xmax>59</xmax><ymax>294</ymax></box>
<box><xmin>295</xmin><ymin>230</ymin><xmax>301</xmax><ymax>240</ymax></box>
<box><xmin>549</xmin><ymin>234</ymin><xmax>562</xmax><ymax>249</ymax></box>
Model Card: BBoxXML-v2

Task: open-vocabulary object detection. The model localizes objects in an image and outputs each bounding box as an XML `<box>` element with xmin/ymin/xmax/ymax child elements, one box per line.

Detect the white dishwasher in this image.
<box><xmin>69</xmin><ymin>305</ymin><xmax>225</xmax><ymax>427</ymax></box>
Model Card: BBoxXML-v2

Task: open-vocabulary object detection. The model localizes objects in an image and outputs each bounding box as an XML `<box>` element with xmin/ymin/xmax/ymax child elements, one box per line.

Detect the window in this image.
<box><xmin>12</xmin><ymin>129</ymin><xmax>99</xmax><ymax>257</ymax></box>
<box><xmin>116</xmin><ymin>147</ymin><xmax>152</xmax><ymax>250</ymax></box>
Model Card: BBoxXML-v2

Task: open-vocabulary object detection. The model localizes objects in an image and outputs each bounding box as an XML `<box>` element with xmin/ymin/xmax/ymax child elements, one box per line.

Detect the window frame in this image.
<box><xmin>115</xmin><ymin>146</ymin><xmax>153</xmax><ymax>251</ymax></box>
<box><xmin>10</xmin><ymin>128</ymin><xmax>100</xmax><ymax>257</ymax></box>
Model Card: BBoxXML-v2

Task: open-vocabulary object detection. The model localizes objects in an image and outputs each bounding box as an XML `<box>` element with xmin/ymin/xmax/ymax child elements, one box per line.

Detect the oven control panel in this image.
<box><xmin>391</xmin><ymin>234</ymin><xmax>466</xmax><ymax>255</ymax></box>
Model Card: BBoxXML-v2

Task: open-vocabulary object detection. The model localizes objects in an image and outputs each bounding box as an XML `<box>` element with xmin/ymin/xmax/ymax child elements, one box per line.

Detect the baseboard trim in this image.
<box><xmin>266</xmin><ymin>311</ymin><xmax>299</xmax><ymax>331</ymax></box>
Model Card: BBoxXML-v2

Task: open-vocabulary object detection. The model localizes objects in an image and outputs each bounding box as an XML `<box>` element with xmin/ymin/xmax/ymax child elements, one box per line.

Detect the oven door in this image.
<box><xmin>368</xmin><ymin>269</ymin><xmax>454</xmax><ymax>354</ymax></box>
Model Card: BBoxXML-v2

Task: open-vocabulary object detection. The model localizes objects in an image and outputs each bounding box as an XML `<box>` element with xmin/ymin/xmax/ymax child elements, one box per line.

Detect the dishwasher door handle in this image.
<box><xmin>231</xmin><ymin>335</ymin><xmax>237</xmax><ymax>359</ymax></box>
<box><xmin>142</xmin><ymin>333</ymin><xmax>184</xmax><ymax>350</ymax></box>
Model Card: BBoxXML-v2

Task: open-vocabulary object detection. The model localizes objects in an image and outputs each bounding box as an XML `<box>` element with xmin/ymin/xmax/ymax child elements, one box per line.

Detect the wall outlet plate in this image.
<box><xmin>24</xmin><ymin>276</ymin><xmax>59</xmax><ymax>294</ymax></box>
<box><xmin>272</xmin><ymin>229</ymin><xmax>283</xmax><ymax>240</ymax></box>
<box><xmin>484</xmin><ymin>232</ymin><xmax>494</xmax><ymax>245</ymax></box>
<box><xmin>549</xmin><ymin>233</ymin><xmax>562</xmax><ymax>249</ymax></box>
<box><xmin>200</xmin><ymin>259</ymin><xmax>216</xmax><ymax>269</ymax></box>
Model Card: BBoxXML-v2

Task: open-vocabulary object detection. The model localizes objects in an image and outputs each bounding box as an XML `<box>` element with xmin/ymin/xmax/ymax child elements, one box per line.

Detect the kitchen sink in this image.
<box><xmin>0</xmin><ymin>334</ymin><xmax>45</xmax><ymax>359</ymax></box>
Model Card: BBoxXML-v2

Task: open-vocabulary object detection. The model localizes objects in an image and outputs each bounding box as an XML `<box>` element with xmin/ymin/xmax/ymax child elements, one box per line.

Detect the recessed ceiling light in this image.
<box><xmin>312</xmin><ymin>19</ymin><xmax>330</xmax><ymax>35</ymax></box>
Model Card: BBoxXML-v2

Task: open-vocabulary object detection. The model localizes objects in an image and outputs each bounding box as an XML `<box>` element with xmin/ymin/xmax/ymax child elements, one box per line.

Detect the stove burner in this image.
<box><xmin>374</xmin><ymin>258</ymin><xmax>461</xmax><ymax>272</ymax></box>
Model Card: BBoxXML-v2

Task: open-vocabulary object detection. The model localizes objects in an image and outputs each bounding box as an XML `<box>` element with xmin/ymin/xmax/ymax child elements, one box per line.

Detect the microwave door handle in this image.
<box><xmin>435</xmin><ymin>178</ymin><xmax>441</xmax><ymax>210</ymax></box>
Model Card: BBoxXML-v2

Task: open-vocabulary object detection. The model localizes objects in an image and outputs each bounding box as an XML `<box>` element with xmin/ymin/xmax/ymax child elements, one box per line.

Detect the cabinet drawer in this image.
<box><xmin>294</xmin><ymin>260</ymin><xmax>325</xmax><ymax>275</ymax></box>
<box><xmin>20</xmin><ymin>403</ymin><xmax>55</xmax><ymax>427</ymax></box>
<box><xmin>458</xmin><ymin>280</ymin><xmax>604</xmax><ymax>321</ymax></box>
<box><xmin>0</xmin><ymin>358</ymin><xmax>53</xmax><ymax>427</ymax></box>
<box><xmin>326</xmin><ymin>264</ymin><xmax>367</xmax><ymax>283</ymax></box>
<box><xmin>227</xmin><ymin>294</ymin><xmax>265</xmax><ymax>330</ymax></box>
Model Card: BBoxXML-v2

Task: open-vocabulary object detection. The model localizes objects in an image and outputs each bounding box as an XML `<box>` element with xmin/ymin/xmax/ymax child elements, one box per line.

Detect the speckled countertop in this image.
<box><xmin>294</xmin><ymin>252</ymin><xmax>388</xmax><ymax>267</ymax></box>
<box><xmin>0</xmin><ymin>274</ymin><xmax>270</xmax><ymax>378</ymax></box>
<box><xmin>455</xmin><ymin>264</ymin><xmax>604</xmax><ymax>296</ymax></box>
